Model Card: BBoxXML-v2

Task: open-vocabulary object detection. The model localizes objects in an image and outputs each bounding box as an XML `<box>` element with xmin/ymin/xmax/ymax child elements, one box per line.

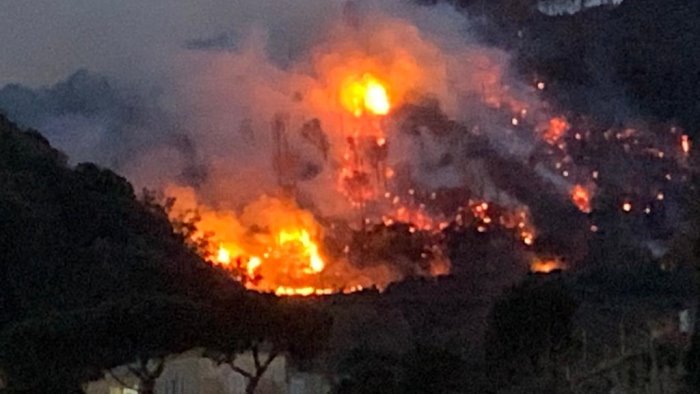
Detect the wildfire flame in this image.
<box><xmin>216</xmin><ymin>247</ymin><xmax>231</xmax><ymax>265</ymax></box>
<box><xmin>144</xmin><ymin>0</ymin><xmax>697</xmax><ymax>303</ymax></box>
<box><xmin>277</xmin><ymin>229</ymin><xmax>325</xmax><ymax>273</ymax></box>
<box><xmin>340</xmin><ymin>73</ymin><xmax>391</xmax><ymax>117</ymax></box>
<box><xmin>159</xmin><ymin>12</ymin><xmax>564</xmax><ymax>297</ymax></box>
<box><xmin>247</xmin><ymin>256</ymin><xmax>262</xmax><ymax>277</ymax></box>
<box><xmin>530</xmin><ymin>258</ymin><xmax>564</xmax><ymax>274</ymax></box>
<box><xmin>165</xmin><ymin>187</ymin><xmax>339</xmax><ymax>295</ymax></box>
<box><xmin>215</xmin><ymin>227</ymin><xmax>325</xmax><ymax>282</ymax></box>
<box><xmin>162</xmin><ymin>54</ymin><xmax>457</xmax><ymax>297</ymax></box>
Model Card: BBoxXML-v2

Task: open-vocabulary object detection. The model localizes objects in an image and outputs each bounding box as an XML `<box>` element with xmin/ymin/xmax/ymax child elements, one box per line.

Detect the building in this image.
<box><xmin>84</xmin><ymin>349</ymin><xmax>330</xmax><ymax>394</ymax></box>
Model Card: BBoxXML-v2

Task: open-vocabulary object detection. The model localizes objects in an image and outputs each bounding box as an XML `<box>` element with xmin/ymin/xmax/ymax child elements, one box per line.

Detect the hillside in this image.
<box><xmin>0</xmin><ymin>114</ymin><xmax>241</xmax><ymax>327</ymax></box>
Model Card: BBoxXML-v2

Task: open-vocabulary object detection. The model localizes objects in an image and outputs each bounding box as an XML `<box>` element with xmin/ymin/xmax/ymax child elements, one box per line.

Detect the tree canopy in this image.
<box><xmin>0</xmin><ymin>115</ymin><xmax>331</xmax><ymax>392</ymax></box>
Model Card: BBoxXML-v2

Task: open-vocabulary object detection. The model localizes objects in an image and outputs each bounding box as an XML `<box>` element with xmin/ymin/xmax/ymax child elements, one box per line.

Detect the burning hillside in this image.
<box><xmin>1</xmin><ymin>1</ymin><xmax>691</xmax><ymax>297</ymax></box>
<box><xmin>150</xmin><ymin>1</ymin><xmax>693</xmax><ymax>296</ymax></box>
<box><xmin>157</xmin><ymin>3</ymin><xmax>547</xmax><ymax>295</ymax></box>
<box><xmin>164</xmin><ymin>36</ymin><xmax>457</xmax><ymax>295</ymax></box>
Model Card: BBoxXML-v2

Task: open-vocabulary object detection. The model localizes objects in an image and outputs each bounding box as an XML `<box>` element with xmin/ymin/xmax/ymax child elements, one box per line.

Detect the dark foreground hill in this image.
<box><xmin>0</xmin><ymin>115</ymin><xmax>299</xmax><ymax>392</ymax></box>
<box><xmin>0</xmin><ymin>114</ymin><xmax>243</xmax><ymax>327</ymax></box>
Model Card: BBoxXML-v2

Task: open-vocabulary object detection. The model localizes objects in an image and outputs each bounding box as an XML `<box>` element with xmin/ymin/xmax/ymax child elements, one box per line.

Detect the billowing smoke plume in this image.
<box><xmin>153</xmin><ymin>1</ymin><xmax>539</xmax><ymax>211</ymax></box>
<box><xmin>0</xmin><ymin>0</ymin><xmax>689</xmax><ymax>293</ymax></box>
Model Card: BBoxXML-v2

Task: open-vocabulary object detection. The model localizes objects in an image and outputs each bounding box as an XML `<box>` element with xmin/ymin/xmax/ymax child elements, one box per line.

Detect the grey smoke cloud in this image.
<box><xmin>0</xmin><ymin>0</ymin><xmax>549</xmax><ymax>212</ymax></box>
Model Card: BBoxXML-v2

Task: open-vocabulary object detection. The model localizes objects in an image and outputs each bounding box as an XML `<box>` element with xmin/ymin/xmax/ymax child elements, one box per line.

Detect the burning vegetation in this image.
<box><xmin>3</xmin><ymin>1</ymin><xmax>700</xmax><ymax>393</ymax></box>
<box><xmin>152</xmin><ymin>1</ymin><xmax>694</xmax><ymax>297</ymax></box>
<box><xmin>164</xmin><ymin>53</ymin><xmax>458</xmax><ymax>295</ymax></box>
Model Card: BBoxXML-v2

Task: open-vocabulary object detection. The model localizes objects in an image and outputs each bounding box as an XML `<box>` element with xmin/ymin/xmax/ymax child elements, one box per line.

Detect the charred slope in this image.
<box><xmin>0</xmin><ymin>114</ymin><xmax>242</xmax><ymax>327</ymax></box>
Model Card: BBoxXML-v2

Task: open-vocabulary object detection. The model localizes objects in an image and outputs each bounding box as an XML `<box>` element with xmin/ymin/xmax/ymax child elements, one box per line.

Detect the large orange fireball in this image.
<box><xmin>340</xmin><ymin>73</ymin><xmax>391</xmax><ymax>117</ymax></box>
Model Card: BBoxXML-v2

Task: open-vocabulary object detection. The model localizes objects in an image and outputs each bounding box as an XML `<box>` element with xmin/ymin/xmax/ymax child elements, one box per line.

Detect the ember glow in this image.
<box><xmin>530</xmin><ymin>258</ymin><xmax>564</xmax><ymax>274</ymax></box>
<box><xmin>541</xmin><ymin>116</ymin><xmax>570</xmax><ymax>144</ymax></box>
<box><xmin>571</xmin><ymin>184</ymin><xmax>592</xmax><ymax>213</ymax></box>
<box><xmin>681</xmin><ymin>134</ymin><xmax>691</xmax><ymax>155</ymax></box>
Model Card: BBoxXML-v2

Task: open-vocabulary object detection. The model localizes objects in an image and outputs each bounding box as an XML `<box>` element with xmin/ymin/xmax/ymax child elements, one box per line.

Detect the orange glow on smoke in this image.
<box><xmin>341</xmin><ymin>73</ymin><xmax>391</xmax><ymax>117</ymax></box>
<box><xmin>571</xmin><ymin>184</ymin><xmax>592</xmax><ymax>213</ymax></box>
<box><xmin>389</xmin><ymin>206</ymin><xmax>440</xmax><ymax>232</ymax></box>
<box><xmin>335</xmin><ymin>73</ymin><xmax>393</xmax><ymax>205</ymax></box>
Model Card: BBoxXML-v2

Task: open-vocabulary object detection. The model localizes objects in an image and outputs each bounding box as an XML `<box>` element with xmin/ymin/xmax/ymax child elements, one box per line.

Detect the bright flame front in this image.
<box><xmin>277</xmin><ymin>229</ymin><xmax>325</xmax><ymax>273</ymax></box>
<box><xmin>340</xmin><ymin>73</ymin><xmax>391</xmax><ymax>117</ymax></box>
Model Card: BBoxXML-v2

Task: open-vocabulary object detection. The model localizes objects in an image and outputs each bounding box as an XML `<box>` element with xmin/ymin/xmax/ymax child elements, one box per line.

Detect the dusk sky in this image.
<box><xmin>0</xmin><ymin>0</ymin><xmax>335</xmax><ymax>87</ymax></box>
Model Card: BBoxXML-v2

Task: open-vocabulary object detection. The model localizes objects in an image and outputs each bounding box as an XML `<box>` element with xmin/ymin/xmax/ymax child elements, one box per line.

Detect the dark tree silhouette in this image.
<box><xmin>484</xmin><ymin>277</ymin><xmax>579</xmax><ymax>389</ymax></box>
<box><xmin>0</xmin><ymin>115</ymin><xmax>252</xmax><ymax>391</ymax></box>
<box><xmin>334</xmin><ymin>344</ymin><xmax>465</xmax><ymax>394</ymax></box>
<box><xmin>0</xmin><ymin>296</ymin><xmax>219</xmax><ymax>393</ymax></box>
<box><xmin>205</xmin><ymin>299</ymin><xmax>332</xmax><ymax>394</ymax></box>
